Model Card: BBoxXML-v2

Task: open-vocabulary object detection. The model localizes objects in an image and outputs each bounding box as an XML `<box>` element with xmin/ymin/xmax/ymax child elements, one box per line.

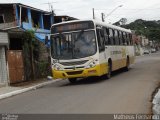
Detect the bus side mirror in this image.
<box><xmin>45</xmin><ymin>36</ymin><xmax>48</xmax><ymax>45</ymax></box>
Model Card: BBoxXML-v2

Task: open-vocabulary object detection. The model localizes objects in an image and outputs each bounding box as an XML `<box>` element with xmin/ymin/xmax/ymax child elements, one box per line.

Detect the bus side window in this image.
<box><xmin>104</xmin><ymin>28</ymin><xmax>109</xmax><ymax>45</ymax></box>
<box><xmin>118</xmin><ymin>31</ymin><xmax>123</xmax><ymax>45</ymax></box>
<box><xmin>128</xmin><ymin>33</ymin><xmax>131</xmax><ymax>45</ymax></box>
<box><xmin>107</xmin><ymin>28</ymin><xmax>111</xmax><ymax>45</ymax></box>
<box><xmin>122</xmin><ymin>32</ymin><xmax>126</xmax><ymax>45</ymax></box>
<box><xmin>96</xmin><ymin>28</ymin><xmax>105</xmax><ymax>52</ymax></box>
<box><xmin>129</xmin><ymin>34</ymin><xmax>133</xmax><ymax>45</ymax></box>
<box><xmin>55</xmin><ymin>37</ymin><xmax>61</xmax><ymax>56</ymax></box>
<box><xmin>52</xmin><ymin>36</ymin><xmax>57</xmax><ymax>56</ymax></box>
<box><xmin>109</xmin><ymin>29</ymin><xmax>114</xmax><ymax>45</ymax></box>
<box><xmin>112</xmin><ymin>29</ymin><xmax>116</xmax><ymax>45</ymax></box>
<box><xmin>114</xmin><ymin>30</ymin><xmax>119</xmax><ymax>45</ymax></box>
<box><xmin>125</xmin><ymin>33</ymin><xmax>129</xmax><ymax>45</ymax></box>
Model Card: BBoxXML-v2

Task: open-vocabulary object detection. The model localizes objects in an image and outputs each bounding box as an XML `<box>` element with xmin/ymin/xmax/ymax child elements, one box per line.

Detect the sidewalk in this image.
<box><xmin>0</xmin><ymin>78</ymin><xmax>60</xmax><ymax>100</ymax></box>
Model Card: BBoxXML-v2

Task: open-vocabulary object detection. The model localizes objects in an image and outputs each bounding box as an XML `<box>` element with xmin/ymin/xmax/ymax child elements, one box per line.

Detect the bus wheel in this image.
<box><xmin>68</xmin><ymin>78</ymin><xmax>77</xmax><ymax>84</ymax></box>
<box><xmin>106</xmin><ymin>62</ymin><xmax>112</xmax><ymax>79</ymax></box>
<box><xmin>125</xmin><ymin>57</ymin><xmax>130</xmax><ymax>71</ymax></box>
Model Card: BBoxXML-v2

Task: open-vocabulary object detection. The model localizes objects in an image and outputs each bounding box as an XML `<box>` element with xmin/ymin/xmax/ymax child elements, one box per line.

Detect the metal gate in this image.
<box><xmin>7</xmin><ymin>50</ymin><xmax>24</xmax><ymax>84</ymax></box>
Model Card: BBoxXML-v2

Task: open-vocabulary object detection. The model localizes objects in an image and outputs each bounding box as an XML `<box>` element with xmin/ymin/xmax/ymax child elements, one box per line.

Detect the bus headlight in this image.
<box><xmin>53</xmin><ymin>64</ymin><xmax>62</xmax><ymax>70</ymax></box>
<box><xmin>85</xmin><ymin>59</ymin><xmax>98</xmax><ymax>69</ymax></box>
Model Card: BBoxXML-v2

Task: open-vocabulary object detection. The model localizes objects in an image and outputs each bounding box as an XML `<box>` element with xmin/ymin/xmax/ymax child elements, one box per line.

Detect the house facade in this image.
<box><xmin>0</xmin><ymin>3</ymin><xmax>53</xmax><ymax>42</ymax></box>
<box><xmin>0</xmin><ymin>3</ymin><xmax>78</xmax><ymax>84</ymax></box>
<box><xmin>0</xmin><ymin>3</ymin><xmax>53</xmax><ymax>83</ymax></box>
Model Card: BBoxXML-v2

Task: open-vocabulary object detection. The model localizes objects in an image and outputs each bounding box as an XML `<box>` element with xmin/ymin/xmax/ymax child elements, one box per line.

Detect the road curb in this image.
<box><xmin>0</xmin><ymin>79</ymin><xmax>61</xmax><ymax>100</ymax></box>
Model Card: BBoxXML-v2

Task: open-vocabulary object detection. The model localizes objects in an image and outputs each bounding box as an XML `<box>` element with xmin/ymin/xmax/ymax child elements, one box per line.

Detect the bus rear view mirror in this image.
<box><xmin>45</xmin><ymin>36</ymin><xmax>48</xmax><ymax>45</ymax></box>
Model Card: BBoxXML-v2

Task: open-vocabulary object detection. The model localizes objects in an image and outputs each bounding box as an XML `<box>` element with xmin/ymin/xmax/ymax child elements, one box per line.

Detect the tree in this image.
<box><xmin>122</xmin><ymin>19</ymin><xmax>160</xmax><ymax>42</ymax></box>
<box><xmin>113</xmin><ymin>18</ymin><xmax>127</xmax><ymax>26</ymax></box>
<box><xmin>22</xmin><ymin>30</ymin><xmax>36</xmax><ymax>80</ymax></box>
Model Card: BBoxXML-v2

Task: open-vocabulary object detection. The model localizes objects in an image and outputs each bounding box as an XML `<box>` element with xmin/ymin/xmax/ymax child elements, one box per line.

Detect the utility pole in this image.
<box><xmin>93</xmin><ymin>8</ymin><xmax>95</xmax><ymax>19</ymax></box>
<box><xmin>51</xmin><ymin>5</ymin><xmax>55</xmax><ymax>24</ymax></box>
<box><xmin>101</xmin><ymin>13</ymin><xmax>105</xmax><ymax>22</ymax></box>
<box><xmin>42</xmin><ymin>2</ymin><xmax>57</xmax><ymax>11</ymax></box>
<box><xmin>42</xmin><ymin>2</ymin><xmax>57</xmax><ymax>24</ymax></box>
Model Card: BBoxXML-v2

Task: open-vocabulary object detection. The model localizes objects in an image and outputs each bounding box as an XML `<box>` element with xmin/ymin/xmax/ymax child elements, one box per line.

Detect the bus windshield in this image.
<box><xmin>51</xmin><ymin>30</ymin><xmax>97</xmax><ymax>60</ymax></box>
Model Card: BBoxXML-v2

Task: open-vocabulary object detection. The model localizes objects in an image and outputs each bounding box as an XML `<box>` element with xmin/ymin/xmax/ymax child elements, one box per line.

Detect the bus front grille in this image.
<box><xmin>66</xmin><ymin>71</ymin><xmax>83</xmax><ymax>75</ymax></box>
<box><xmin>60</xmin><ymin>60</ymin><xmax>88</xmax><ymax>66</ymax></box>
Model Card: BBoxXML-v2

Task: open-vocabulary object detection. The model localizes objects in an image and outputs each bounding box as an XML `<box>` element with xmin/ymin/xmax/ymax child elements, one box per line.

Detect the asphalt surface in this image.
<box><xmin>0</xmin><ymin>52</ymin><xmax>160</xmax><ymax>114</ymax></box>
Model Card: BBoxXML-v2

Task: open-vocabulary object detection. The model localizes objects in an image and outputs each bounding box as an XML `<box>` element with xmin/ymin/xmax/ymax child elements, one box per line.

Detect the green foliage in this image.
<box><xmin>36</xmin><ymin>61</ymin><xmax>49</xmax><ymax>77</ymax></box>
<box><xmin>122</xmin><ymin>19</ymin><xmax>160</xmax><ymax>42</ymax></box>
<box><xmin>22</xmin><ymin>30</ymin><xmax>40</xmax><ymax>60</ymax></box>
<box><xmin>22</xmin><ymin>30</ymin><xmax>35</xmax><ymax>42</ymax></box>
<box><xmin>22</xmin><ymin>30</ymin><xmax>49</xmax><ymax>79</ymax></box>
<box><xmin>22</xmin><ymin>30</ymin><xmax>35</xmax><ymax>80</ymax></box>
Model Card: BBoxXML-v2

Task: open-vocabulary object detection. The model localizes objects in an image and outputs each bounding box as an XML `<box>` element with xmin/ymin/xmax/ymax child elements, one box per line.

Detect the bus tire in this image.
<box><xmin>68</xmin><ymin>78</ymin><xmax>77</xmax><ymax>84</ymax></box>
<box><xmin>106</xmin><ymin>61</ymin><xmax>112</xmax><ymax>79</ymax></box>
<box><xmin>125</xmin><ymin>57</ymin><xmax>130</xmax><ymax>71</ymax></box>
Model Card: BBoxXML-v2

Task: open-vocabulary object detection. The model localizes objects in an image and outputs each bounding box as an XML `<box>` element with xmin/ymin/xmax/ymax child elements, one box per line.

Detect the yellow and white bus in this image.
<box><xmin>50</xmin><ymin>20</ymin><xmax>135</xmax><ymax>83</ymax></box>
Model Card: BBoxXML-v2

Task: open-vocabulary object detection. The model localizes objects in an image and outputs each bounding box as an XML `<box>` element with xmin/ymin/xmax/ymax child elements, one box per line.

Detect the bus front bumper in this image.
<box><xmin>52</xmin><ymin>64</ymin><xmax>108</xmax><ymax>79</ymax></box>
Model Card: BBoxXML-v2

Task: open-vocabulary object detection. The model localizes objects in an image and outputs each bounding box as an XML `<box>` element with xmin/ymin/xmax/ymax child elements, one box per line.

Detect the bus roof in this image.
<box><xmin>51</xmin><ymin>19</ymin><xmax>131</xmax><ymax>33</ymax></box>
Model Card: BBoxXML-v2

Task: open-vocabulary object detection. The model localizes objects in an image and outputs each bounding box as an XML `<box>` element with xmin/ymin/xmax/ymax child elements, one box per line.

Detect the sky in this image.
<box><xmin>1</xmin><ymin>0</ymin><xmax>160</xmax><ymax>23</ymax></box>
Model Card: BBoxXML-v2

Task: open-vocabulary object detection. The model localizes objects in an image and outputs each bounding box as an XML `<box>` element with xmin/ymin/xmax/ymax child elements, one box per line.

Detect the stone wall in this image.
<box><xmin>38</xmin><ymin>41</ymin><xmax>49</xmax><ymax>62</ymax></box>
<box><xmin>34</xmin><ymin>40</ymin><xmax>51</xmax><ymax>78</ymax></box>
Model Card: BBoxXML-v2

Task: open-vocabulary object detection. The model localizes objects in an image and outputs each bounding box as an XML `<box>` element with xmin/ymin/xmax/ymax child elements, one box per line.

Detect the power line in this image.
<box><xmin>95</xmin><ymin>8</ymin><xmax>160</xmax><ymax>11</ymax></box>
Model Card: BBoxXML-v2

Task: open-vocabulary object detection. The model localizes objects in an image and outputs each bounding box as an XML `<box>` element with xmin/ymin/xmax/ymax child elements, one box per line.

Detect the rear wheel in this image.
<box><xmin>125</xmin><ymin>57</ymin><xmax>130</xmax><ymax>71</ymax></box>
<box><xmin>106</xmin><ymin>62</ymin><xmax>112</xmax><ymax>79</ymax></box>
<box><xmin>68</xmin><ymin>78</ymin><xmax>77</xmax><ymax>84</ymax></box>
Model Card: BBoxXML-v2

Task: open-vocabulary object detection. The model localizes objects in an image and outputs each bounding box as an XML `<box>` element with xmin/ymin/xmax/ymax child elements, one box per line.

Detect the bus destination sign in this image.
<box><xmin>52</xmin><ymin>21</ymin><xmax>94</xmax><ymax>33</ymax></box>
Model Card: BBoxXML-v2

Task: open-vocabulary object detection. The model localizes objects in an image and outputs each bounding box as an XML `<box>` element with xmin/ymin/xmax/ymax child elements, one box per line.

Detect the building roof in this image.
<box><xmin>0</xmin><ymin>3</ymin><xmax>51</xmax><ymax>14</ymax></box>
<box><xmin>0</xmin><ymin>3</ymin><xmax>79</xmax><ymax>20</ymax></box>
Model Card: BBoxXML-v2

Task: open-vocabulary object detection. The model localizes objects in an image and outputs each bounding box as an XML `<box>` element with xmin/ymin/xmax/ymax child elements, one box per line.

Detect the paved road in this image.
<box><xmin>0</xmin><ymin>52</ymin><xmax>160</xmax><ymax>114</ymax></box>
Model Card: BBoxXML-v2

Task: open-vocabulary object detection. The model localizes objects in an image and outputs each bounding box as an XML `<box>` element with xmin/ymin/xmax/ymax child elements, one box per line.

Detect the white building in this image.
<box><xmin>141</xmin><ymin>36</ymin><xmax>149</xmax><ymax>47</ymax></box>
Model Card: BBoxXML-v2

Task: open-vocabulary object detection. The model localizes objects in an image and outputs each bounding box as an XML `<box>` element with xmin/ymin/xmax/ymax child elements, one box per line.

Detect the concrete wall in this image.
<box><xmin>0</xmin><ymin>46</ymin><xmax>8</xmax><ymax>85</ymax></box>
<box><xmin>0</xmin><ymin>32</ymin><xmax>9</xmax><ymax>85</ymax></box>
<box><xmin>0</xmin><ymin>32</ymin><xmax>9</xmax><ymax>45</ymax></box>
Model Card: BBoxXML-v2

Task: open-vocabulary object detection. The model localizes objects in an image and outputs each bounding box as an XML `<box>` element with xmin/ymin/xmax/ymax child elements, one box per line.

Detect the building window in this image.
<box><xmin>0</xmin><ymin>15</ymin><xmax>5</xmax><ymax>24</ymax></box>
<box><xmin>21</xmin><ymin>8</ymin><xmax>28</xmax><ymax>23</ymax></box>
<box><xmin>43</xmin><ymin>15</ymin><xmax>51</xmax><ymax>30</ymax></box>
<box><xmin>31</xmin><ymin>10</ymin><xmax>40</xmax><ymax>28</ymax></box>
